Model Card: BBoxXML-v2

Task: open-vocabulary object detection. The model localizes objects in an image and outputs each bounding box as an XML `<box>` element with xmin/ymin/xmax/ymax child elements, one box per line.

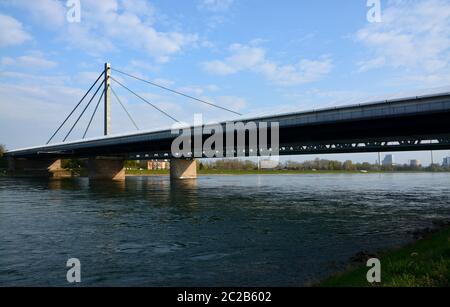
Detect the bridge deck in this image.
<box><xmin>6</xmin><ymin>92</ymin><xmax>450</xmax><ymax>159</ymax></box>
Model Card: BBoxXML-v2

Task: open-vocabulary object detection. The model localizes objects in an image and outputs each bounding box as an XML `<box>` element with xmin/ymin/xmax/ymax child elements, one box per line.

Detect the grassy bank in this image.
<box><xmin>319</xmin><ymin>226</ymin><xmax>450</xmax><ymax>287</ymax></box>
<box><xmin>124</xmin><ymin>169</ymin><xmax>450</xmax><ymax>176</ymax></box>
<box><xmin>198</xmin><ymin>169</ymin><xmax>368</xmax><ymax>175</ymax></box>
<box><xmin>4</xmin><ymin>168</ymin><xmax>450</xmax><ymax>177</ymax></box>
<box><xmin>126</xmin><ymin>169</ymin><xmax>385</xmax><ymax>176</ymax></box>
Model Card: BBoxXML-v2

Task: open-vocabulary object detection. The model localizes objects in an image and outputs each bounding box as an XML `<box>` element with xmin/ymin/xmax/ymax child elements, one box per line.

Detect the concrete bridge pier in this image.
<box><xmin>7</xmin><ymin>158</ymin><xmax>72</xmax><ymax>178</ymax></box>
<box><xmin>88</xmin><ymin>156</ymin><xmax>125</xmax><ymax>181</ymax></box>
<box><xmin>170</xmin><ymin>159</ymin><xmax>197</xmax><ymax>180</ymax></box>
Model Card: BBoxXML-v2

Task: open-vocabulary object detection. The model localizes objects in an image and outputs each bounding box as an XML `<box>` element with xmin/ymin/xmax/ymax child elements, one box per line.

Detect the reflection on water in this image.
<box><xmin>1</xmin><ymin>173</ymin><xmax>450</xmax><ymax>286</ymax></box>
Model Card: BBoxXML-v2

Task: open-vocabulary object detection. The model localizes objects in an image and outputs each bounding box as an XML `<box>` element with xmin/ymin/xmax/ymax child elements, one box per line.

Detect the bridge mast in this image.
<box><xmin>104</xmin><ymin>62</ymin><xmax>111</xmax><ymax>136</ymax></box>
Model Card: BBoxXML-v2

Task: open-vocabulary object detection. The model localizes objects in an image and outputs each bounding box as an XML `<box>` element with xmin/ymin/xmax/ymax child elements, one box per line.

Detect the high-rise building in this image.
<box><xmin>382</xmin><ymin>154</ymin><xmax>395</xmax><ymax>166</ymax></box>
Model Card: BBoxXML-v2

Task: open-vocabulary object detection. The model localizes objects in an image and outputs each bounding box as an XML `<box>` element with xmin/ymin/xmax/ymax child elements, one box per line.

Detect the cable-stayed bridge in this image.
<box><xmin>5</xmin><ymin>63</ymin><xmax>450</xmax><ymax>180</ymax></box>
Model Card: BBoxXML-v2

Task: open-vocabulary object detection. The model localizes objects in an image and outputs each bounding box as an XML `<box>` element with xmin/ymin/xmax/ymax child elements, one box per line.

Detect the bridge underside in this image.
<box><xmin>275</xmin><ymin>110</ymin><xmax>450</xmax><ymax>155</ymax></box>
<box><xmin>123</xmin><ymin>111</ymin><xmax>450</xmax><ymax>159</ymax></box>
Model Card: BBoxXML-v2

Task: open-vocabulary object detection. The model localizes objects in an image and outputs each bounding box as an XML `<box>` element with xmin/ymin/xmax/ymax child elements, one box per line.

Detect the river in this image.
<box><xmin>0</xmin><ymin>173</ymin><xmax>449</xmax><ymax>286</ymax></box>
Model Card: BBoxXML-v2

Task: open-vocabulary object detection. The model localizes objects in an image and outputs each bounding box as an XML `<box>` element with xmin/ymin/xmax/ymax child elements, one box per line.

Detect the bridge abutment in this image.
<box><xmin>88</xmin><ymin>157</ymin><xmax>125</xmax><ymax>181</ymax></box>
<box><xmin>170</xmin><ymin>159</ymin><xmax>197</xmax><ymax>180</ymax></box>
<box><xmin>7</xmin><ymin>158</ymin><xmax>72</xmax><ymax>178</ymax></box>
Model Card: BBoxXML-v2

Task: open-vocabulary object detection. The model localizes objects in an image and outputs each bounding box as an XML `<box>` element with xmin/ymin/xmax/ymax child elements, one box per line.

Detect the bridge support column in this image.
<box><xmin>170</xmin><ymin>159</ymin><xmax>197</xmax><ymax>180</ymax></box>
<box><xmin>88</xmin><ymin>157</ymin><xmax>125</xmax><ymax>181</ymax></box>
<box><xmin>7</xmin><ymin>158</ymin><xmax>71</xmax><ymax>178</ymax></box>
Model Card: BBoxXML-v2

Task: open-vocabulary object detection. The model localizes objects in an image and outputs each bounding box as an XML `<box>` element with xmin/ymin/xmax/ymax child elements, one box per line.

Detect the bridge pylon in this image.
<box><xmin>104</xmin><ymin>63</ymin><xmax>111</xmax><ymax>136</ymax></box>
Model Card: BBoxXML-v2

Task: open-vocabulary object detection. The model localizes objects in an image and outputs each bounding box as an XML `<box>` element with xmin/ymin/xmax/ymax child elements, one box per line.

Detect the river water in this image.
<box><xmin>0</xmin><ymin>173</ymin><xmax>449</xmax><ymax>286</ymax></box>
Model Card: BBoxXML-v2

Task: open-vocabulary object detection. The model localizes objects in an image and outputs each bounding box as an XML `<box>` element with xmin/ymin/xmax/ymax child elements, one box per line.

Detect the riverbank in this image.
<box><xmin>125</xmin><ymin>169</ymin><xmax>450</xmax><ymax>176</ymax></box>
<box><xmin>2</xmin><ymin>167</ymin><xmax>450</xmax><ymax>177</ymax></box>
<box><xmin>319</xmin><ymin>223</ymin><xmax>450</xmax><ymax>287</ymax></box>
<box><xmin>126</xmin><ymin>169</ymin><xmax>370</xmax><ymax>176</ymax></box>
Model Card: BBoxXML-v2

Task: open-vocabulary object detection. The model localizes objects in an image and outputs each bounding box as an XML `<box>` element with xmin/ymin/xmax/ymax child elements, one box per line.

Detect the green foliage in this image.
<box><xmin>124</xmin><ymin>160</ymin><xmax>140</xmax><ymax>168</ymax></box>
<box><xmin>130</xmin><ymin>158</ymin><xmax>450</xmax><ymax>176</ymax></box>
<box><xmin>284</xmin><ymin>158</ymin><xmax>450</xmax><ymax>172</ymax></box>
<box><xmin>61</xmin><ymin>159</ymin><xmax>83</xmax><ymax>169</ymax></box>
<box><xmin>319</xmin><ymin>226</ymin><xmax>450</xmax><ymax>287</ymax></box>
<box><xmin>206</xmin><ymin>159</ymin><xmax>258</xmax><ymax>171</ymax></box>
<box><xmin>0</xmin><ymin>144</ymin><xmax>6</xmax><ymax>169</ymax></box>
<box><xmin>198</xmin><ymin>162</ymin><xmax>204</xmax><ymax>170</ymax></box>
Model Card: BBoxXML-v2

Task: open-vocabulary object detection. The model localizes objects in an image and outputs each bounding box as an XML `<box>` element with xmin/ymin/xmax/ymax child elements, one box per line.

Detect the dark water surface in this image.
<box><xmin>1</xmin><ymin>173</ymin><xmax>449</xmax><ymax>286</ymax></box>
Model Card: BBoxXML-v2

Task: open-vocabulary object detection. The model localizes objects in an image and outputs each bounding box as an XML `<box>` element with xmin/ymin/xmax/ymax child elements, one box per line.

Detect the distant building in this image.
<box><xmin>382</xmin><ymin>154</ymin><xmax>395</xmax><ymax>166</ymax></box>
<box><xmin>409</xmin><ymin>159</ymin><xmax>421</xmax><ymax>168</ymax></box>
<box><xmin>443</xmin><ymin>157</ymin><xmax>450</xmax><ymax>167</ymax></box>
<box><xmin>260</xmin><ymin>159</ymin><xmax>279</xmax><ymax>169</ymax></box>
<box><xmin>139</xmin><ymin>160</ymin><xmax>170</xmax><ymax>170</ymax></box>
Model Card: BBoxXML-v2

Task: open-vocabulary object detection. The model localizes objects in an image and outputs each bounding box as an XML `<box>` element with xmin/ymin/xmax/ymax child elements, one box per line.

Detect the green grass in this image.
<box><xmin>125</xmin><ymin>169</ymin><xmax>375</xmax><ymax>176</ymax></box>
<box><xmin>125</xmin><ymin>169</ymin><xmax>450</xmax><ymax>176</ymax></box>
<box><xmin>4</xmin><ymin>167</ymin><xmax>449</xmax><ymax>178</ymax></box>
<box><xmin>198</xmin><ymin>169</ymin><xmax>365</xmax><ymax>175</ymax></box>
<box><xmin>319</xmin><ymin>226</ymin><xmax>450</xmax><ymax>287</ymax></box>
<box><xmin>62</xmin><ymin>169</ymin><xmax>370</xmax><ymax>177</ymax></box>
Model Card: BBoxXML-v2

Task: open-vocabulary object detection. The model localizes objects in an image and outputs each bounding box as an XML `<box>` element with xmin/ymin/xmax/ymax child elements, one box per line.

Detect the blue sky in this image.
<box><xmin>1</xmin><ymin>0</ymin><xmax>450</xmax><ymax>165</ymax></box>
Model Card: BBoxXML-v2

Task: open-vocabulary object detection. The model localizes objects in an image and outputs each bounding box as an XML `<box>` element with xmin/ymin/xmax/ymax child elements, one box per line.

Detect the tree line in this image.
<box><xmin>2</xmin><ymin>152</ymin><xmax>450</xmax><ymax>173</ymax></box>
<box><xmin>0</xmin><ymin>144</ymin><xmax>6</xmax><ymax>170</ymax></box>
<box><xmin>200</xmin><ymin>158</ymin><xmax>450</xmax><ymax>172</ymax></box>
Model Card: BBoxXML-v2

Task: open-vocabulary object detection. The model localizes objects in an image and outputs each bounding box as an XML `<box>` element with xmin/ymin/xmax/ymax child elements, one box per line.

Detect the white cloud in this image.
<box><xmin>199</xmin><ymin>0</ymin><xmax>234</xmax><ymax>12</ymax></box>
<box><xmin>127</xmin><ymin>59</ymin><xmax>160</xmax><ymax>73</ymax></box>
<box><xmin>197</xmin><ymin>0</ymin><xmax>235</xmax><ymax>29</ymax></box>
<box><xmin>203</xmin><ymin>43</ymin><xmax>333</xmax><ymax>86</ymax></box>
<box><xmin>0</xmin><ymin>71</ymin><xmax>86</xmax><ymax>148</ymax></box>
<box><xmin>120</xmin><ymin>0</ymin><xmax>156</xmax><ymax>19</ymax></box>
<box><xmin>0</xmin><ymin>71</ymin><xmax>70</xmax><ymax>85</ymax></box>
<box><xmin>75</xmin><ymin>71</ymin><xmax>103</xmax><ymax>85</ymax></box>
<box><xmin>65</xmin><ymin>24</ymin><xmax>117</xmax><ymax>55</ymax></box>
<box><xmin>6</xmin><ymin>0</ymin><xmax>66</xmax><ymax>27</ymax></box>
<box><xmin>6</xmin><ymin>0</ymin><xmax>198</xmax><ymax>61</ymax></box>
<box><xmin>72</xmin><ymin>0</ymin><xmax>197</xmax><ymax>59</ymax></box>
<box><xmin>152</xmin><ymin>78</ymin><xmax>175</xmax><ymax>87</ymax></box>
<box><xmin>214</xmin><ymin>95</ymin><xmax>246</xmax><ymax>111</ymax></box>
<box><xmin>258</xmin><ymin>57</ymin><xmax>333</xmax><ymax>86</ymax></box>
<box><xmin>283</xmin><ymin>88</ymin><xmax>370</xmax><ymax>110</ymax></box>
<box><xmin>356</xmin><ymin>0</ymin><xmax>450</xmax><ymax>85</ymax></box>
<box><xmin>1</xmin><ymin>53</ymin><xmax>57</xmax><ymax>70</ymax></box>
<box><xmin>203</xmin><ymin>60</ymin><xmax>237</xmax><ymax>75</ymax></box>
<box><xmin>357</xmin><ymin>57</ymin><xmax>386</xmax><ymax>72</ymax></box>
<box><xmin>177</xmin><ymin>84</ymin><xmax>220</xmax><ymax>95</ymax></box>
<box><xmin>0</xmin><ymin>13</ymin><xmax>32</xmax><ymax>47</ymax></box>
<box><xmin>204</xmin><ymin>43</ymin><xmax>266</xmax><ymax>75</ymax></box>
